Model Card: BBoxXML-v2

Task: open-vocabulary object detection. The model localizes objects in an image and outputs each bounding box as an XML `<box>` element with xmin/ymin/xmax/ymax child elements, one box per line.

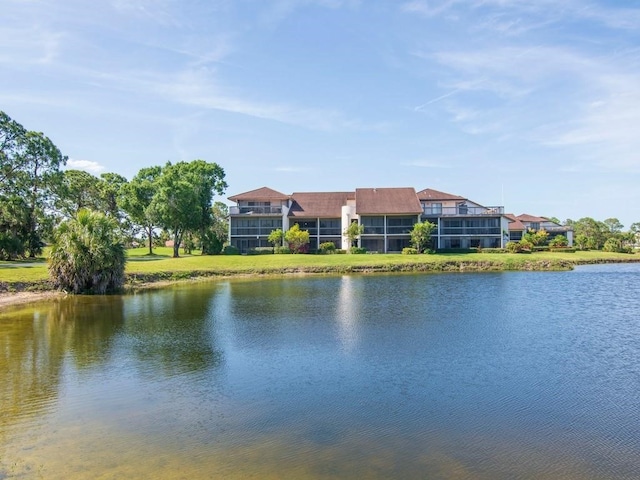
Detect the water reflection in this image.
<box><xmin>1</xmin><ymin>267</ymin><xmax>640</xmax><ymax>479</ymax></box>
<box><xmin>0</xmin><ymin>296</ymin><xmax>124</xmax><ymax>447</ymax></box>
<box><xmin>122</xmin><ymin>287</ymin><xmax>224</xmax><ymax>376</ymax></box>
<box><xmin>335</xmin><ymin>275</ymin><xmax>363</xmax><ymax>353</ymax></box>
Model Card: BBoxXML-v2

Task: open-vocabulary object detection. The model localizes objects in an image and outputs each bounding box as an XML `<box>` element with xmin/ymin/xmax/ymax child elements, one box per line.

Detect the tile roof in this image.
<box><xmin>289</xmin><ymin>192</ymin><xmax>353</xmax><ymax>217</ymax></box>
<box><xmin>355</xmin><ymin>187</ymin><xmax>423</xmax><ymax>215</ymax></box>
<box><xmin>228</xmin><ymin>186</ymin><xmax>289</xmax><ymax>202</ymax></box>
<box><xmin>517</xmin><ymin>213</ymin><xmax>550</xmax><ymax>223</ymax></box>
<box><xmin>416</xmin><ymin>188</ymin><xmax>466</xmax><ymax>201</ymax></box>
<box><xmin>505</xmin><ymin>213</ymin><xmax>526</xmax><ymax>231</ymax></box>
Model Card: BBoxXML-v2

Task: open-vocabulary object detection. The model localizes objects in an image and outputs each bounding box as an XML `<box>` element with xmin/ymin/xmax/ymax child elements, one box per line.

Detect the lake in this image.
<box><xmin>1</xmin><ymin>264</ymin><xmax>639</xmax><ymax>479</ymax></box>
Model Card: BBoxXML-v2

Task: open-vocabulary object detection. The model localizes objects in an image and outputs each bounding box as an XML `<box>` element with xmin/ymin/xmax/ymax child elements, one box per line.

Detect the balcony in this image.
<box><xmin>422</xmin><ymin>206</ymin><xmax>504</xmax><ymax>216</ymax></box>
<box><xmin>229</xmin><ymin>206</ymin><xmax>283</xmax><ymax>215</ymax></box>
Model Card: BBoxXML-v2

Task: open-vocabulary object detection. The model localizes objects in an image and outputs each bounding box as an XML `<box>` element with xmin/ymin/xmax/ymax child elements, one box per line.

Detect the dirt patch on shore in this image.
<box><xmin>0</xmin><ymin>291</ymin><xmax>64</xmax><ymax>310</ymax></box>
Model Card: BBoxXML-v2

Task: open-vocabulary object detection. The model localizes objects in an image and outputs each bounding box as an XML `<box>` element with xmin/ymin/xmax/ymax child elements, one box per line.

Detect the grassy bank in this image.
<box><xmin>1</xmin><ymin>248</ymin><xmax>638</xmax><ymax>294</ymax></box>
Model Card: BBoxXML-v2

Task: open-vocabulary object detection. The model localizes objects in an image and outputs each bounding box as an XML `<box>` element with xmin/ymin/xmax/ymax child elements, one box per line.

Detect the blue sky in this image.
<box><xmin>2</xmin><ymin>0</ymin><xmax>639</xmax><ymax>226</ymax></box>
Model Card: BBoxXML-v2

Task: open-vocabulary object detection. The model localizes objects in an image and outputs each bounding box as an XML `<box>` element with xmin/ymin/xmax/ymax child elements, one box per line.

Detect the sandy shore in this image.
<box><xmin>0</xmin><ymin>291</ymin><xmax>65</xmax><ymax>310</ymax></box>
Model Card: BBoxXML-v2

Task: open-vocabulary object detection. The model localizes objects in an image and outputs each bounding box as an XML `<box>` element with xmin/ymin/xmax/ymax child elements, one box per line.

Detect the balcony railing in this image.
<box><xmin>229</xmin><ymin>206</ymin><xmax>283</xmax><ymax>215</ymax></box>
<box><xmin>423</xmin><ymin>206</ymin><xmax>504</xmax><ymax>216</ymax></box>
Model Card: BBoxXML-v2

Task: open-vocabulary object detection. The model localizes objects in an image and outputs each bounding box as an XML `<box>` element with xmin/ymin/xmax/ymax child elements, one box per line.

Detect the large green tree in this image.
<box><xmin>149</xmin><ymin>160</ymin><xmax>226</xmax><ymax>257</ymax></box>
<box><xmin>120</xmin><ymin>166</ymin><xmax>162</xmax><ymax>255</ymax></box>
<box><xmin>49</xmin><ymin>209</ymin><xmax>126</xmax><ymax>294</ymax></box>
<box><xmin>55</xmin><ymin>169</ymin><xmax>103</xmax><ymax>217</ymax></box>
<box><xmin>572</xmin><ymin>217</ymin><xmax>608</xmax><ymax>250</ymax></box>
<box><xmin>201</xmin><ymin>201</ymin><xmax>229</xmax><ymax>255</ymax></box>
<box><xmin>0</xmin><ymin>111</ymin><xmax>66</xmax><ymax>257</ymax></box>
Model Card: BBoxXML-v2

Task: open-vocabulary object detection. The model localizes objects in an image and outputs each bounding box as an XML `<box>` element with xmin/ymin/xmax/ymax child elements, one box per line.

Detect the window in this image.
<box><xmin>319</xmin><ymin>219</ymin><xmax>341</xmax><ymax>235</ymax></box>
<box><xmin>387</xmin><ymin>216</ymin><xmax>416</xmax><ymax>234</ymax></box>
<box><xmin>293</xmin><ymin>220</ymin><xmax>317</xmax><ymax>235</ymax></box>
<box><xmin>361</xmin><ymin>216</ymin><xmax>384</xmax><ymax>234</ymax></box>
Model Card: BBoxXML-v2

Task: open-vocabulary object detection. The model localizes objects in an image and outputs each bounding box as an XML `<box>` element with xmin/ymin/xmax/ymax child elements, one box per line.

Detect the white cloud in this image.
<box><xmin>66</xmin><ymin>159</ymin><xmax>106</xmax><ymax>173</ymax></box>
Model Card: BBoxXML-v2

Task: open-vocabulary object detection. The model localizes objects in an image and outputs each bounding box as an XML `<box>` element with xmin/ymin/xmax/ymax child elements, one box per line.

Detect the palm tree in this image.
<box><xmin>49</xmin><ymin>209</ymin><xmax>126</xmax><ymax>294</ymax></box>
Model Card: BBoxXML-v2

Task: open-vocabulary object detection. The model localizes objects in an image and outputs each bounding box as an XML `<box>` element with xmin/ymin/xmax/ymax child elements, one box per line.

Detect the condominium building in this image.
<box><xmin>228</xmin><ymin>186</ymin><xmax>510</xmax><ymax>253</ymax></box>
<box><xmin>506</xmin><ymin>214</ymin><xmax>574</xmax><ymax>244</ymax></box>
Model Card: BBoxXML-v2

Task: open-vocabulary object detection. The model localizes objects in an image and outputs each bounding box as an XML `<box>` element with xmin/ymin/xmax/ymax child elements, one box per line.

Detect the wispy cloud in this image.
<box><xmin>66</xmin><ymin>159</ymin><xmax>106</xmax><ymax>174</ymax></box>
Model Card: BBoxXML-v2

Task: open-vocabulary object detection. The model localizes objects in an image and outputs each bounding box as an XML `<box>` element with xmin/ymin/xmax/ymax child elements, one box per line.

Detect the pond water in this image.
<box><xmin>1</xmin><ymin>264</ymin><xmax>639</xmax><ymax>479</ymax></box>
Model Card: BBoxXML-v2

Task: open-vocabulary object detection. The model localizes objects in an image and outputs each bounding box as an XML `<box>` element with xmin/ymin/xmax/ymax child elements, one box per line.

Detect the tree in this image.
<box><xmin>343</xmin><ymin>221</ymin><xmax>364</xmax><ymax>252</ymax></box>
<box><xmin>0</xmin><ymin>111</ymin><xmax>28</xmax><ymax>189</ymax></box>
<box><xmin>630</xmin><ymin>223</ymin><xmax>640</xmax><ymax>247</ymax></box>
<box><xmin>149</xmin><ymin>160</ymin><xmax>226</xmax><ymax>258</ymax></box>
<box><xmin>201</xmin><ymin>201</ymin><xmax>228</xmax><ymax>255</ymax></box>
<box><xmin>268</xmin><ymin>228</ymin><xmax>284</xmax><ymax>249</ymax></box>
<box><xmin>284</xmin><ymin>224</ymin><xmax>309</xmax><ymax>253</ymax></box>
<box><xmin>0</xmin><ymin>112</ymin><xmax>67</xmax><ymax>257</ymax></box>
<box><xmin>0</xmin><ymin>195</ymin><xmax>29</xmax><ymax>260</ymax></box>
<box><xmin>55</xmin><ymin>169</ymin><xmax>102</xmax><ymax>217</ymax></box>
<box><xmin>572</xmin><ymin>217</ymin><xmax>608</xmax><ymax>250</ymax></box>
<box><xmin>120</xmin><ymin>166</ymin><xmax>162</xmax><ymax>255</ymax></box>
<box><xmin>49</xmin><ymin>209</ymin><xmax>126</xmax><ymax>294</ymax></box>
<box><xmin>603</xmin><ymin>218</ymin><xmax>623</xmax><ymax>233</ymax></box>
<box><xmin>98</xmin><ymin>172</ymin><xmax>129</xmax><ymax>219</ymax></box>
<box><xmin>410</xmin><ymin>220</ymin><xmax>436</xmax><ymax>253</ymax></box>
<box><xmin>602</xmin><ymin>237</ymin><xmax>626</xmax><ymax>253</ymax></box>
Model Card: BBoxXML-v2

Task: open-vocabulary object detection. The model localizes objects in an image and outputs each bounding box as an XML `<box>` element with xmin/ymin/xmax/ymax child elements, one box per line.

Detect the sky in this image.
<box><xmin>2</xmin><ymin>0</ymin><xmax>639</xmax><ymax>227</ymax></box>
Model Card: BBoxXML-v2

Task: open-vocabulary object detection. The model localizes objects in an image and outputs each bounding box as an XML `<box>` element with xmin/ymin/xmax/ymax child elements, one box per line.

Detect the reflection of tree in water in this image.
<box><xmin>123</xmin><ymin>287</ymin><xmax>224</xmax><ymax>377</ymax></box>
<box><xmin>0</xmin><ymin>296</ymin><xmax>124</xmax><ymax>441</ymax></box>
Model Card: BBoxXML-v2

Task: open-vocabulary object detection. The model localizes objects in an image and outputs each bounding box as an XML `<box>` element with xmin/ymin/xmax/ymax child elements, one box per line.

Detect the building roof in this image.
<box><xmin>505</xmin><ymin>213</ymin><xmax>526</xmax><ymax>231</ymax></box>
<box><xmin>289</xmin><ymin>192</ymin><xmax>353</xmax><ymax>217</ymax></box>
<box><xmin>228</xmin><ymin>186</ymin><xmax>289</xmax><ymax>202</ymax></box>
<box><xmin>416</xmin><ymin>188</ymin><xmax>466</xmax><ymax>201</ymax></box>
<box><xmin>355</xmin><ymin>187</ymin><xmax>423</xmax><ymax>215</ymax></box>
<box><xmin>517</xmin><ymin>213</ymin><xmax>551</xmax><ymax>223</ymax></box>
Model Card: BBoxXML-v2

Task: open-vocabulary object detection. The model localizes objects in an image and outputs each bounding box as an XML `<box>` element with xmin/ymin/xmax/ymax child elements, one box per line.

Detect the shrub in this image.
<box><xmin>602</xmin><ymin>237</ymin><xmax>634</xmax><ymax>253</ymax></box>
<box><xmin>402</xmin><ymin>247</ymin><xmax>418</xmax><ymax>255</ymax></box>
<box><xmin>49</xmin><ymin>209</ymin><xmax>125</xmax><ymax>294</ymax></box>
<box><xmin>284</xmin><ymin>224</ymin><xmax>310</xmax><ymax>254</ymax></box>
<box><xmin>0</xmin><ymin>232</ymin><xmax>25</xmax><ymax>260</ymax></box>
<box><xmin>480</xmin><ymin>248</ymin><xmax>507</xmax><ymax>253</ymax></box>
<box><xmin>550</xmin><ymin>247</ymin><xmax>576</xmax><ymax>253</ymax></box>
<box><xmin>335</xmin><ymin>249</ymin><xmax>347</xmax><ymax>254</ymax></box>
<box><xmin>506</xmin><ymin>241</ymin><xmax>534</xmax><ymax>253</ymax></box>
<box><xmin>318</xmin><ymin>242</ymin><xmax>336</xmax><ymax>254</ymax></box>
<box><xmin>549</xmin><ymin>235</ymin><xmax>569</xmax><ymax>248</ymax></box>
<box><xmin>274</xmin><ymin>246</ymin><xmax>291</xmax><ymax>254</ymax></box>
<box><xmin>223</xmin><ymin>245</ymin><xmax>240</xmax><ymax>255</ymax></box>
<box><xmin>350</xmin><ymin>247</ymin><xmax>367</xmax><ymax>254</ymax></box>
<box><xmin>532</xmin><ymin>246</ymin><xmax>550</xmax><ymax>252</ymax></box>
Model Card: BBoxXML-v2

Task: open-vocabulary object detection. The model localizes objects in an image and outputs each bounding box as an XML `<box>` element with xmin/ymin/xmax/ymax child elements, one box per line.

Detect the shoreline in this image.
<box><xmin>2</xmin><ymin>256</ymin><xmax>639</xmax><ymax>310</ymax></box>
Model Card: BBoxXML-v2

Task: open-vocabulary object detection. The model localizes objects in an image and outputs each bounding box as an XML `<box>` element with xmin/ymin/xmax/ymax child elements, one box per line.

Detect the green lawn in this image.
<box><xmin>1</xmin><ymin>248</ymin><xmax>638</xmax><ymax>286</ymax></box>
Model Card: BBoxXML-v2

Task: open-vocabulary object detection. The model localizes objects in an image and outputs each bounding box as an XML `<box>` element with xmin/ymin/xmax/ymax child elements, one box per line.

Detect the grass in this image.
<box><xmin>1</xmin><ymin>247</ymin><xmax>638</xmax><ymax>288</ymax></box>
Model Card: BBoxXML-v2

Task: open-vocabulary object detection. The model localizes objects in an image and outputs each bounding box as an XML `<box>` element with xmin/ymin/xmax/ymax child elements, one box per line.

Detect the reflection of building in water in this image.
<box><xmin>336</xmin><ymin>276</ymin><xmax>362</xmax><ymax>353</ymax></box>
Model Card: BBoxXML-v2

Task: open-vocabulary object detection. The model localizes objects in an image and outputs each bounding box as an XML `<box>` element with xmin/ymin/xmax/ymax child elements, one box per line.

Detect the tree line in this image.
<box><xmin>1</xmin><ymin>110</ymin><xmax>228</xmax><ymax>263</ymax></box>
